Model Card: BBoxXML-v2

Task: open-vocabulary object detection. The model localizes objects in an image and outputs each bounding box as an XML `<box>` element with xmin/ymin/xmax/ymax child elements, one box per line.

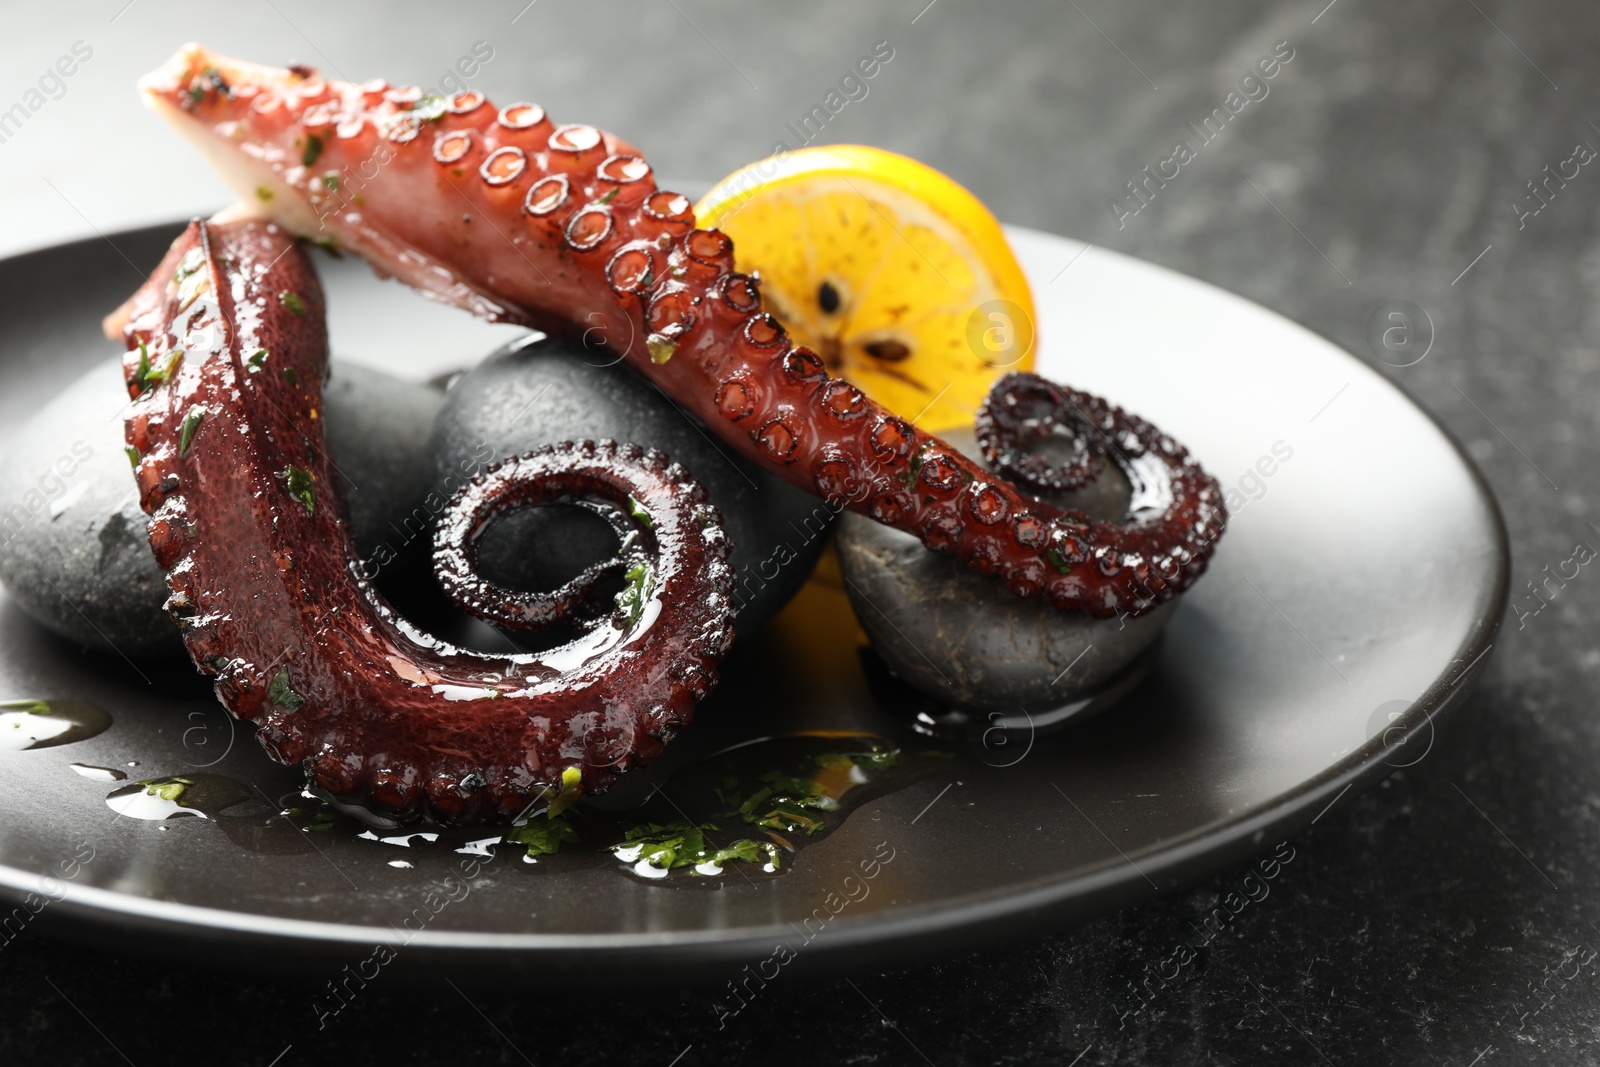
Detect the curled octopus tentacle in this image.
<box><xmin>976</xmin><ymin>372</ymin><xmax>1225</xmax><ymax>612</ymax></box>
<box><xmin>433</xmin><ymin>441</ymin><xmax>721</xmax><ymax>634</ymax></box>
<box><xmin>973</xmin><ymin>371</ymin><xmax>1108</xmax><ymax>494</ymax></box>
<box><xmin>127</xmin><ymin>46</ymin><xmax>1230</xmax><ymax>621</ymax></box>
<box><xmin>119</xmin><ymin>218</ymin><xmax>734</xmax><ymax>822</ymax></box>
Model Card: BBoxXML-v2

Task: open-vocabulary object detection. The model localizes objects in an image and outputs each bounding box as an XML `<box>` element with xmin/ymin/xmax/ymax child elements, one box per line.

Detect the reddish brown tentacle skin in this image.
<box><xmin>132</xmin><ymin>45</ymin><xmax>1226</xmax><ymax>617</ymax></box>
<box><xmin>120</xmin><ymin>218</ymin><xmax>734</xmax><ymax>822</ymax></box>
<box><xmin>433</xmin><ymin>442</ymin><xmax>722</xmax><ymax>634</ymax></box>
<box><xmin>974</xmin><ymin>372</ymin><xmax>1108</xmax><ymax>494</ymax></box>
<box><xmin>977</xmin><ymin>372</ymin><xmax>1224</xmax><ymax>608</ymax></box>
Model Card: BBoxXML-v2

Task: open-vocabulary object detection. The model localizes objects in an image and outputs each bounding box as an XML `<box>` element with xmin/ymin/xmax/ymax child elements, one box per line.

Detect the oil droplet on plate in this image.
<box><xmin>388</xmin><ymin>859</ymin><xmax>413</xmax><ymax>869</ymax></box>
<box><xmin>105</xmin><ymin>773</ymin><xmax>253</xmax><ymax>822</ymax></box>
<box><xmin>0</xmin><ymin>700</ymin><xmax>111</xmax><ymax>751</ymax></box>
<box><xmin>70</xmin><ymin>763</ymin><xmax>127</xmax><ymax>782</ymax></box>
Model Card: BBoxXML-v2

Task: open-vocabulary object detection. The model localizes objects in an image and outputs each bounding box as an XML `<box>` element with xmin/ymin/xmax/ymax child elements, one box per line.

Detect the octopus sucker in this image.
<box><xmin>117</xmin><ymin>217</ymin><xmax>734</xmax><ymax>823</ymax></box>
<box><xmin>126</xmin><ymin>44</ymin><xmax>1227</xmax><ymax>622</ymax></box>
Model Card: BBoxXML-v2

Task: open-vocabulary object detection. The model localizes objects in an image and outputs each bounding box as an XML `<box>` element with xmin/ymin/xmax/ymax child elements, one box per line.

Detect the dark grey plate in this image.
<box><xmin>0</xmin><ymin>219</ymin><xmax>1507</xmax><ymax>985</ymax></box>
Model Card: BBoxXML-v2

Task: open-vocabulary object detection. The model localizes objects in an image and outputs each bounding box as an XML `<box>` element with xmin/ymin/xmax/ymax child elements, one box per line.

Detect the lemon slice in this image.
<box><xmin>696</xmin><ymin>145</ymin><xmax>1036</xmax><ymax>431</ymax></box>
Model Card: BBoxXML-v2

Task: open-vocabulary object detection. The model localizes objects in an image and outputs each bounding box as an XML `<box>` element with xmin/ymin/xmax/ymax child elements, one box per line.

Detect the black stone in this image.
<box><xmin>0</xmin><ymin>358</ymin><xmax>443</xmax><ymax>658</ymax></box>
<box><xmin>429</xmin><ymin>335</ymin><xmax>830</xmax><ymax>640</ymax></box>
<box><xmin>836</xmin><ymin>427</ymin><xmax>1174</xmax><ymax>712</ymax></box>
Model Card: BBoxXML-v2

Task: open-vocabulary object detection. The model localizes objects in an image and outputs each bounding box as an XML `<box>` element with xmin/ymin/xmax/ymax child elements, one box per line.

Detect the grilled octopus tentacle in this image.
<box><xmin>120</xmin><ymin>218</ymin><xmax>734</xmax><ymax>822</ymax></box>
<box><xmin>127</xmin><ymin>45</ymin><xmax>1227</xmax><ymax>619</ymax></box>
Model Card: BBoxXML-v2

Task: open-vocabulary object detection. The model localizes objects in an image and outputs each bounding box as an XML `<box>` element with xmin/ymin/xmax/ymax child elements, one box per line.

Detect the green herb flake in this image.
<box><xmin>505</xmin><ymin>813</ymin><xmax>581</xmax><ymax>856</ymax></box>
<box><xmin>144</xmin><ymin>776</ymin><xmax>194</xmax><ymax>803</ymax></box>
<box><xmin>267</xmin><ymin>668</ymin><xmax>304</xmax><ymax>712</ymax></box>
<box><xmin>178</xmin><ymin>407</ymin><xmax>205</xmax><ymax>457</ymax></box>
<box><xmin>322</xmin><ymin>173</ymin><xmax>340</xmax><ymax>190</ymax></box>
<box><xmin>279</xmin><ymin>290</ymin><xmax>307</xmax><ymax>317</ymax></box>
<box><xmin>247</xmin><ymin>348</ymin><xmax>269</xmax><ymax>374</ymax></box>
<box><xmin>547</xmin><ymin>765</ymin><xmax>584</xmax><ymax>818</ymax></box>
<box><xmin>147</xmin><ymin>348</ymin><xmax>184</xmax><ymax>385</ymax></box>
<box><xmin>133</xmin><ymin>340</ymin><xmax>152</xmax><ymax>391</ymax></box>
<box><xmin>183</xmin><ymin>67</ymin><xmax>230</xmax><ymax>109</ymax></box>
<box><xmin>899</xmin><ymin>443</ymin><xmax>932</xmax><ymax>488</ymax></box>
<box><xmin>613</xmin><ymin>819</ymin><xmax>781</xmax><ymax>874</ymax></box>
<box><xmin>614</xmin><ymin>560</ymin><xmax>656</xmax><ymax>626</ymax></box>
<box><xmin>312</xmin><ymin>236</ymin><xmax>341</xmax><ymax>258</ymax></box>
<box><xmin>0</xmin><ymin>699</ymin><xmax>51</xmax><ymax>717</ymax></box>
<box><xmin>283</xmin><ymin>367</ymin><xmax>299</xmax><ymax>385</ymax></box>
<box><xmin>124</xmin><ymin>445</ymin><xmax>141</xmax><ymax>469</ymax></box>
<box><xmin>302</xmin><ymin>134</ymin><xmax>324</xmax><ymax>167</ymax></box>
<box><xmin>173</xmin><ymin>248</ymin><xmax>206</xmax><ymax>282</ymax></box>
<box><xmin>595</xmin><ymin>187</ymin><xmax>619</xmax><ymax>206</ymax></box>
<box><xmin>1044</xmin><ymin>548</ymin><xmax>1072</xmax><ymax>575</ymax></box>
<box><xmin>132</xmin><ymin>343</ymin><xmax>185</xmax><ymax>392</ymax></box>
<box><xmin>412</xmin><ymin>94</ymin><xmax>449</xmax><ymax>121</ymax></box>
<box><xmin>281</xmin><ymin>466</ymin><xmax>315</xmax><ymax>515</ymax></box>
<box><xmin>647</xmin><ymin>336</ymin><xmax>676</xmax><ymax>365</ymax></box>
<box><xmin>627</xmin><ymin>496</ymin><xmax>654</xmax><ymax>530</ymax></box>
<box><xmin>255</xmin><ymin>185</ymin><xmax>274</xmax><ymax>202</ymax></box>
<box><xmin>616</xmin><ymin>819</ymin><xmax>708</xmax><ymax>871</ymax></box>
<box><xmin>708</xmin><ymin>839</ymin><xmax>781</xmax><ymax>871</ymax></box>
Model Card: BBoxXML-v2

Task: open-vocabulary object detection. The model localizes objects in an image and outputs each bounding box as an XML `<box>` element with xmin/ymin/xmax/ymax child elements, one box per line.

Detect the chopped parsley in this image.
<box><xmin>173</xmin><ymin>248</ymin><xmax>206</xmax><ymax>282</ymax></box>
<box><xmin>178</xmin><ymin>407</ymin><xmax>205</xmax><ymax>457</ymax></box>
<box><xmin>729</xmin><ymin>774</ymin><xmax>840</xmax><ymax>836</ymax></box>
<box><xmin>132</xmin><ymin>343</ymin><xmax>183</xmax><ymax>392</ymax></box>
<box><xmin>711</xmin><ymin>748</ymin><xmax>900</xmax><ymax>837</ymax></box>
<box><xmin>283</xmin><ymin>367</ymin><xmax>299</xmax><ymax>385</ymax></box>
<box><xmin>627</xmin><ymin>496</ymin><xmax>654</xmax><ymax>530</ymax></box>
<box><xmin>547</xmin><ymin>765</ymin><xmax>584</xmax><ymax>818</ymax></box>
<box><xmin>1044</xmin><ymin>547</ymin><xmax>1072</xmax><ymax>575</ymax></box>
<box><xmin>124</xmin><ymin>445</ymin><xmax>140</xmax><ymax>469</ymax></box>
<box><xmin>647</xmin><ymin>336</ymin><xmax>676</xmax><ymax>365</ymax></box>
<box><xmin>505</xmin><ymin>812</ymin><xmax>581</xmax><ymax>856</ymax></box>
<box><xmin>281</xmin><ymin>466</ymin><xmax>315</xmax><ymax>514</ymax></box>
<box><xmin>704</xmin><ymin>838</ymin><xmax>783</xmax><ymax>869</ymax></box>
<box><xmin>247</xmin><ymin>348</ymin><xmax>269</xmax><ymax>374</ymax></box>
<box><xmin>279</xmin><ymin>290</ymin><xmax>307</xmax><ymax>317</ymax></box>
<box><xmin>322</xmin><ymin>173</ymin><xmax>339</xmax><ymax>190</ymax></box>
<box><xmin>614</xmin><ymin>560</ymin><xmax>655</xmax><ymax>626</ymax></box>
<box><xmin>144</xmin><ymin>776</ymin><xmax>194</xmax><ymax>803</ymax></box>
<box><xmin>595</xmin><ymin>187</ymin><xmax>619</xmax><ymax>206</ymax></box>
<box><xmin>149</xmin><ymin>349</ymin><xmax>183</xmax><ymax>385</ymax></box>
<box><xmin>302</xmin><ymin>134</ymin><xmax>324</xmax><ymax>167</ymax></box>
<box><xmin>255</xmin><ymin>185</ymin><xmax>274</xmax><ymax>202</ymax></box>
<box><xmin>133</xmin><ymin>340</ymin><xmax>151</xmax><ymax>390</ymax></box>
<box><xmin>411</xmin><ymin>94</ymin><xmax>449</xmax><ymax>121</ymax></box>
<box><xmin>898</xmin><ymin>443</ymin><xmax>932</xmax><ymax>489</ymax></box>
<box><xmin>0</xmin><ymin>699</ymin><xmax>51</xmax><ymax>716</ymax></box>
<box><xmin>266</xmin><ymin>668</ymin><xmax>304</xmax><ymax>711</ymax></box>
<box><xmin>614</xmin><ymin>820</ymin><xmax>781</xmax><ymax>874</ymax></box>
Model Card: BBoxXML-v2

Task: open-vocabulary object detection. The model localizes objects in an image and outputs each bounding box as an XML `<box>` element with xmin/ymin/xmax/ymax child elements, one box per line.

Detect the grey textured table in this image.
<box><xmin>1</xmin><ymin>1</ymin><xmax>1593</xmax><ymax>1064</ymax></box>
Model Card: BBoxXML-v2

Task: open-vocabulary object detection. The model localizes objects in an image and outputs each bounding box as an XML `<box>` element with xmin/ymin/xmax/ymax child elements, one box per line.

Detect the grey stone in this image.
<box><xmin>836</xmin><ymin>427</ymin><xmax>1176</xmax><ymax>712</ymax></box>
<box><xmin>429</xmin><ymin>335</ymin><xmax>830</xmax><ymax>640</ymax></box>
<box><xmin>0</xmin><ymin>358</ymin><xmax>443</xmax><ymax>658</ymax></box>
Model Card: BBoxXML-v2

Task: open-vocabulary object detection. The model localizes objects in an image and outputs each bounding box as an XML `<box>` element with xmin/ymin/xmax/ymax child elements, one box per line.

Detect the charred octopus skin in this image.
<box><xmin>118</xmin><ymin>218</ymin><xmax>734</xmax><ymax>823</ymax></box>
<box><xmin>129</xmin><ymin>45</ymin><xmax>1227</xmax><ymax>619</ymax></box>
